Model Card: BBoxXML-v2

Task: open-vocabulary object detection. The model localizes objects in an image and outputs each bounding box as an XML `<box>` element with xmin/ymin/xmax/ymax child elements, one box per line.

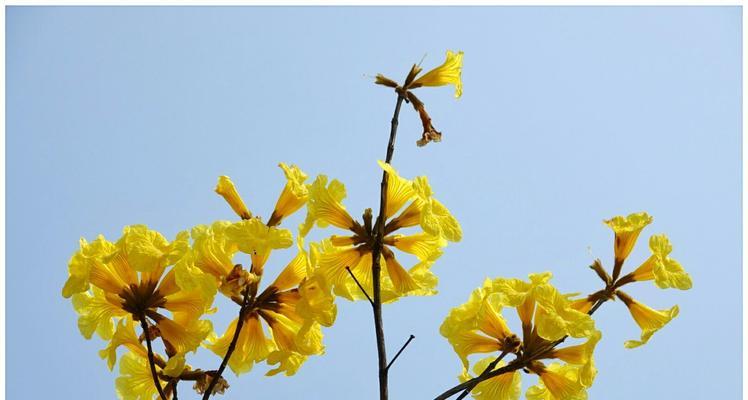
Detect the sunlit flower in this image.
<box><xmin>115</xmin><ymin>351</ymin><xmax>169</xmax><ymax>400</ymax></box>
<box><xmin>441</xmin><ymin>273</ymin><xmax>599</xmax><ymax>399</ymax></box>
<box><xmin>629</xmin><ymin>234</ymin><xmax>692</xmax><ymax>290</ymax></box>
<box><xmin>301</xmin><ymin>162</ymin><xmax>460</xmax><ymax>302</ymax></box>
<box><xmin>268</xmin><ymin>163</ymin><xmax>310</xmax><ymax>226</ymax></box>
<box><xmin>411</xmin><ymin>50</ymin><xmax>464</xmax><ymax>98</ymax></box>
<box><xmin>206</xmin><ymin>238</ymin><xmax>337</xmax><ymax>376</ymax></box>
<box><xmin>616</xmin><ymin>291</ymin><xmax>679</xmax><ymax>349</ymax></box>
<box><xmin>603</xmin><ymin>212</ymin><xmax>653</xmax><ymax>266</ymax></box>
<box><xmin>215</xmin><ymin>176</ymin><xmax>252</xmax><ymax>220</ymax></box>
<box><xmin>63</xmin><ymin>225</ymin><xmax>215</xmax><ymax>367</ymax></box>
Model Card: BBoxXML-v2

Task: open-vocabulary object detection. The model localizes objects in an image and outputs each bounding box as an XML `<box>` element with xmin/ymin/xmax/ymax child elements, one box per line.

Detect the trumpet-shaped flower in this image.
<box><xmin>215</xmin><ymin>176</ymin><xmax>252</xmax><ymax>220</ymax></box>
<box><xmin>62</xmin><ymin>226</ymin><xmax>215</xmax><ymax>367</ymax></box>
<box><xmin>301</xmin><ymin>162</ymin><xmax>460</xmax><ymax>302</ymax></box>
<box><xmin>411</xmin><ymin>50</ymin><xmax>464</xmax><ymax>98</ymax></box>
<box><xmin>630</xmin><ymin>234</ymin><xmax>692</xmax><ymax>290</ymax></box>
<box><xmin>604</xmin><ymin>212</ymin><xmax>653</xmax><ymax>265</ymax></box>
<box><xmin>617</xmin><ymin>291</ymin><xmax>679</xmax><ymax>349</ymax></box>
<box><xmin>115</xmin><ymin>351</ymin><xmax>169</xmax><ymax>400</ymax></box>
<box><xmin>269</xmin><ymin>163</ymin><xmax>310</xmax><ymax>226</ymax></box>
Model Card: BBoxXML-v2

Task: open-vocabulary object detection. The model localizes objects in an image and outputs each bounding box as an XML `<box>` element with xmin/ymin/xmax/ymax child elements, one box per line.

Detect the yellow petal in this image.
<box><xmin>115</xmin><ymin>351</ymin><xmax>167</xmax><ymax>400</ymax></box>
<box><xmin>377</xmin><ymin>160</ymin><xmax>415</xmax><ymax>219</ymax></box>
<box><xmin>383</xmin><ymin>252</ymin><xmax>420</xmax><ymax>295</ymax></box>
<box><xmin>225</xmin><ymin>219</ymin><xmax>293</xmax><ymax>274</ymax></box>
<box><xmin>413</xmin><ymin>176</ymin><xmax>462</xmax><ymax>242</ymax></box>
<box><xmin>296</xmin><ymin>273</ymin><xmax>337</xmax><ymax>327</ymax></box>
<box><xmin>300</xmin><ymin>175</ymin><xmax>356</xmax><ymax>236</ymax></box>
<box><xmin>533</xmin><ymin>285</ymin><xmax>596</xmax><ymax>341</ymax></box>
<box><xmin>62</xmin><ymin>235</ymin><xmax>116</xmax><ymax>298</ymax></box>
<box><xmin>156</xmin><ymin>316</ymin><xmax>212</xmax><ymax>355</ymax></box>
<box><xmin>411</xmin><ymin>50</ymin><xmax>464</xmax><ymax>98</ymax></box>
<box><xmin>71</xmin><ymin>287</ymin><xmax>128</xmax><ymax>340</ymax></box>
<box><xmin>266</xmin><ymin>350</ymin><xmax>307</xmax><ymax>377</ymax></box>
<box><xmin>459</xmin><ymin>358</ymin><xmax>521</xmax><ymax>400</ymax></box>
<box><xmin>617</xmin><ymin>291</ymin><xmax>679</xmax><ymax>349</ymax></box>
<box><xmin>215</xmin><ymin>175</ymin><xmax>252</xmax><ymax>219</ymax></box>
<box><xmin>551</xmin><ymin>330</ymin><xmax>602</xmax><ymax>387</ymax></box>
<box><xmin>603</xmin><ymin>212</ymin><xmax>653</xmax><ymax>263</ymax></box>
<box><xmin>531</xmin><ymin>363</ymin><xmax>588</xmax><ymax>400</ymax></box>
<box><xmin>99</xmin><ymin>318</ymin><xmax>147</xmax><ymax>371</ymax></box>
<box><xmin>188</xmin><ymin>221</ymin><xmax>236</xmax><ymax>279</ymax></box>
<box><xmin>270</xmin><ymin>163</ymin><xmax>309</xmax><ymax>225</ymax></box>
<box><xmin>388</xmin><ymin>232</ymin><xmax>445</xmax><ymax>262</ymax></box>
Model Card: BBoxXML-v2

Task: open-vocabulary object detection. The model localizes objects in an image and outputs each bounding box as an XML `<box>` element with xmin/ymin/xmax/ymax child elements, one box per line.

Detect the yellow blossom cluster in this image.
<box><xmin>440</xmin><ymin>212</ymin><xmax>692</xmax><ymax>399</ymax></box>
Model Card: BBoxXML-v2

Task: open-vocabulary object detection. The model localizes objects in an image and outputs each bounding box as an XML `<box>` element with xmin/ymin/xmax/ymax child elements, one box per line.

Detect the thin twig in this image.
<box><xmin>455</xmin><ymin>350</ymin><xmax>509</xmax><ymax>400</ymax></box>
<box><xmin>139</xmin><ymin>315</ymin><xmax>167</xmax><ymax>400</ymax></box>
<box><xmin>386</xmin><ymin>334</ymin><xmax>415</xmax><ymax>371</ymax></box>
<box><xmin>346</xmin><ymin>266</ymin><xmax>374</xmax><ymax>306</ymax></box>
<box><xmin>369</xmin><ymin>93</ymin><xmax>405</xmax><ymax>400</ymax></box>
<box><xmin>172</xmin><ymin>380</ymin><xmax>178</xmax><ymax>400</ymax></box>
<box><xmin>202</xmin><ymin>289</ymin><xmax>250</xmax><ymax>400</ymax></box>
<box><xmin>434</xmin><ymin>362</ymin><xmax>525</xmax><ymax>400</ymax></box>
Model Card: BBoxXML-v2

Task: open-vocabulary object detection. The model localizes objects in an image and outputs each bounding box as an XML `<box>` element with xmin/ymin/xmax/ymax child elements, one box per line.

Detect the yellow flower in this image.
<box><xmin>225</xmin><ymin>218</ymin><xmax>293</xmax><ymax>275</ymax></box>
<box><xmin>115</xmin><ymin>351</ymin><xmax>169</xmax><ymax>400</ymax></box>
<box><xmin>442</xmin><ymin>273</ymin><xmax>599</xmax><ymax>399</ymax></box>
<box><xmin>604</xmin><ymin>212</ymin><xmax>653</xmax><ymax>265</ymax></box>
<box><xmin>215</xmin><ymin>175</ymin><xmax>252</xmax><ymax>219</ymax></box>
<box><xmin>269</xmin><ymin>163</ymin><xmax>310</xmax><ymax>226</ymax></box>
<box><xmin>459</xmin><ymin>358</ymin><xmax>521</xmax><ymax>400</ymax></box>
<box><xmin>303</xmin><ymin>163</ymin><xmax>460</xmax><ymax>302</ymax></box>
<box><xmin>526</xmin><ymin>363</ymin><xmax>588</xmax><ymax>400</ymax></box>
<box><xmin>630</xmin><ymin>234</ymin><xmax>692</xmax><ymax>290</ymax></box>
<box><xmin>548</xmin><ymin>330</ymin><xmax>602</xmax><ymax>387</ymax></box>
<box><xmin>617</xmin><ymin>291</ymin><xmax>679</xmax><ymax>349</ymax></box>
<box><xmin>411</xmin><ymin>50</ymin><xmax>464</xmax><ymax>98</ymax></box>
<box><xmin>63</xmin><ymin>226</ymin><xmax>215</xmax><ymax>360</ymax></box>
<box><xmin>206</xmin><ymin>240</ymin><xmax>336</xmax><ymax>376</ymax></box>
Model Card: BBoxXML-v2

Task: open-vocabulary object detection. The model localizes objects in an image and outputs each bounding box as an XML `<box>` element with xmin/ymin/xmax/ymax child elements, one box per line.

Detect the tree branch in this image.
<box><xmin>386</xmin><ymin>334</ymin><xmax>415</xmax><ymax>371</ymax></box>
<box><xmin>455</xmin><ymin>350</ymin><xmax>509</xmax><ymax>400</ymax></box>
<box><xmin>369</xmin><ymin>93</ymin><xmax>405</xmax><ymax>400</ymax></box>
<box><xmin>346</xmin><ymin>266</ymin><xmax>374</xmax><ymax>306</ymax></box>
<box><xmin>139</xmin><ymin>315</ymin><xmax>167</xmax><ymax>400</ymax></box>
<box><xmin>202</xmin><ymin>289</ymin><xmax>250</xmax><ymax>400</ymax></box>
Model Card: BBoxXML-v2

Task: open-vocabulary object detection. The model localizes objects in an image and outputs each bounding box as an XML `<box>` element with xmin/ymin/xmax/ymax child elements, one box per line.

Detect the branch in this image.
<box><xmin>455</xmin><ymin>350</ymin><xmax>509</xmax><ymax>400</ymax></box>
<box><xmin>139</xmin><ymin>315</ymin><xmax>167</xmax><ymax>400</ymax></box>
<box><xmin>202</xmin><ymin>289</ymin><xmax>250</xmax><ymax>400</ymax></box>
<box><xmin>386</xmin><ymin>334</ymin><xmax>415</xmax><ymax>371</ymax></box>
<box><xmin>369</xmin><ymin>93</ymin><xmax>406</xmax><ymax>400</ymax></box>
<box><xmin>434</xmin><ymin>362</ymin><xmax>526</xmax><ymax>400</ymax></box>
<box><xmin>346</xmin><ymin>266</ymin><xmax>374</xmax><ymax>306</ymax></box>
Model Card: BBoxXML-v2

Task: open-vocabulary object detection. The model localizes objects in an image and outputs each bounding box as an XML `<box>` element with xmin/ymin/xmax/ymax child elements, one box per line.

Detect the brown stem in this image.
<box><xmin>386</xmin><ymin>334</ymin><xmax>415</xmax><ymax>371</ymax></box>
<box><xmin>202</xmin><ymin>289</ymin><xmax>250</xmax><ymax>400</ymax></box>
<box><xmin>370</xmin><ymin>93</ymin><xmax>405</xmax><ymax>400</ymax></box>
<box><xmin>346</xmin><ymin>266</ymin><xmax>374</xmax><ymax>306</ymax></box>
<box><xmin>434</xmin><ymin>362</ymin><xmax>525</xmax><ymax>400</ymax></box>
<box><xmin>456</xmin><ymin>350</ymin><xmax>510</xmax><ymax>400</ymax></box>
<box><xmin>172</xmin><ymin>380</ymin><xmax>178</xmax><ymax>400</ymax></box>
<box><xmin>139</xmin><ymin>315</ymin><xmax>167</xmax><ymax>400</ymax></box>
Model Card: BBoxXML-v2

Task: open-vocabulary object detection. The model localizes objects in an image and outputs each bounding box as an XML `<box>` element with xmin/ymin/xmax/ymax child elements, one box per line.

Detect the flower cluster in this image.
<box><xmin>440</xmin><ymin>212</ymin><xmax>693</xmax><ymax>399</ymax></box>
<box><xmin>61</xmin><ymin>164</ymin><xmax>339</xmax><ymax>398</ymax></box>
<box><xmin>301</xmin><ymin>161</ymin><xmax>461</xmax><ymax>302</ymax></box>
<box><xmin>441</xmin><ymin>272</ymin><xmax>600</xmax><ymax>400</ymax></box>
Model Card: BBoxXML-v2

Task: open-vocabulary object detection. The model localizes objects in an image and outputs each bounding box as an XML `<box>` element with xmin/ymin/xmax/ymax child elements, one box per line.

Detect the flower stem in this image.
<box><xmin>370</xmin><ymin>93</ymin><xmax>405</xmax><ymax>400</ymax></box>
<box><xmin>139</xmin><ymin>315</ymin><xmax>167</xmax><ymax>400</ymax></box>
<box><xmin>455</xmin><ymin>350</ymin><xmax>510</xmax><ymax>400</ymax></box>
<box><xmin>202</xmin><ymin>289</ymin><xmax>250</xmax><ymax>400</ymax></box>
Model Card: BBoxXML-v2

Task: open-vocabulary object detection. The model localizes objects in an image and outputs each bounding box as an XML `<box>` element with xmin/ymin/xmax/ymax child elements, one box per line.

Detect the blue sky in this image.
<box><xmin>7</xmin><ymin>6</ymin><xmax>741</xmax><ymax>399</ymax></box>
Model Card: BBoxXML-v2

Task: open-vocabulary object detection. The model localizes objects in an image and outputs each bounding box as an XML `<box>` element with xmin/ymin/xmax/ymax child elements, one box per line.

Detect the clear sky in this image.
<box><xmin>6</xmin><ymin>6</ymin><xmax>741</xmax><ymax>400</ymax></box>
